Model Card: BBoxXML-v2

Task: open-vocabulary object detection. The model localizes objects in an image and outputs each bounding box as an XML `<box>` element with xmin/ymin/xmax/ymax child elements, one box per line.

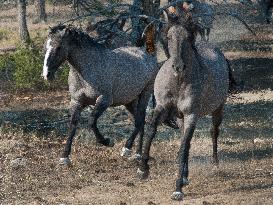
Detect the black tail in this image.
<box><xmin>226</xmin><ymin>59</ymin><xmax>243</xmax><ymax>93</ymax></box>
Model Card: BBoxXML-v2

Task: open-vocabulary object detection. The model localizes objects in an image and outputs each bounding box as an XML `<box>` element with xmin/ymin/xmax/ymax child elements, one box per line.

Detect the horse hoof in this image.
<box><xmin>137</xmin><ymin>168</ymin><xmax>149</xmax><ymax>180</ymax></box>
<box><xmin>121</xmin><ymin>147</ymin><xmax>132</xmax><ymax>157</ymax></box>
<box><xmin>129</xmin><ymin>153</ymin><xmax>142</xmax><ymax>161</ymax></box>
<box><xmin>107</xmin><ymin>138</ymin><xmax>115</xmax><ymax>147</ymax></box>
<box><xmin>183</xmin><ymin>178</ymin><xmax>190</xmax><ymax>185</ymax></box>
<box><xmin>99</xmin><ymin>138</ymin><xmax>115</xmax><ymax>147</ymax></box>
<box><xmin>59</xmin><ymin>157</ymin><xmax>71</xmax><ymax>166</ymax></box>
<box><xmin>171</xmin><ymin>191</ymin><xmax>184</xmax><ymax>201</ymax></box>
<box><xmin>212</xmin><ymin>159</ymin><xmax>219</xmax><ymax>166</ymax></box>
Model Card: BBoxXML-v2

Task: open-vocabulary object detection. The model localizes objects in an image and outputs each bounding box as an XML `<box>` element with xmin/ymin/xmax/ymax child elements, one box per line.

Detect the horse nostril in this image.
<box><xmin>172</xmin><ymin>65</ymin><xmax>180</xmax><ymax>71</ymax></box>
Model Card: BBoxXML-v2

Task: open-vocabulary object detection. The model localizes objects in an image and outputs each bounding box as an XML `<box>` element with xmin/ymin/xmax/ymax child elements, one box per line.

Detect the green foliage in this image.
<box><xmin>0</xmin><ymin>28</ymin><xmax>9</xmax><ymax>41</ymax></box>
<box><xmin>0</xmin><ymin>42</ymin><xmax>69</xmax><ymax>90</ymax></box>
<box><xmin>12</xmin><ymin>45</ymin><xmax>43</xmax><ymax>88</ymax></box>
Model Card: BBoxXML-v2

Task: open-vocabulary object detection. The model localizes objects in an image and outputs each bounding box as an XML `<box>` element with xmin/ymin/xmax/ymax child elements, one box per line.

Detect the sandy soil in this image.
<box><xmin>1</xmin><ymin>88</ymin><xmax>273</xmax><ymax>205</ymax></box>
<box><xmin>1</xmin><ymin>123</ymin><xmax>273</xmax><ymax>205</ymax></box>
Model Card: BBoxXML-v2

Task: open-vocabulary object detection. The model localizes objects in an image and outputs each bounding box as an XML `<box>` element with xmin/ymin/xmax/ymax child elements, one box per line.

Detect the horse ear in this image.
<box><xmin>162</xmin><ymin>10</ymin><xmax>169</xmax><ymax>24</ymax></box>
<box><xmin>48</xmin><ymin>26</ymin><xmax>53</xmax><ymax>34</ymax></box>
<box><xmin>59</xmin><ymin>27</ymin><xmax>70</xmax><ymax>38</ymax></box>
<box><xmin>168</xmin><ymin>6</ymin><xmax>176</xmax><ymax>14</ymax></box>
<box><xmin>182</xmin><ymin>2</ymin><xmax>194</xmax><ymax>12</ymax></box>
<box><xmin>163</xmin><ymin>7</ymin><xmax>179</xmax><ymax>25</ymax></box>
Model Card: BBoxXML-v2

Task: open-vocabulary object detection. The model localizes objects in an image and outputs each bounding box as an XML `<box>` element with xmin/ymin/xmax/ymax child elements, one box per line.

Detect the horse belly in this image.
<box><xmin>111</xmin><ymin>73</ymin><xmax>155</xmax><ymax>106</ymax></box>
<box><xmin>112</xmin><ymin>87</ymin><xmax>145</xmax><ymax>105</ymax></box>
<box><xmin>110</xmin><ymin>52</ymin><xmax>157</xmax><ymax>106</ymax></box>
<box><xmin>199</xmin><ymin>72</ymin><xmax>229</xmax><ymax>116</ymax></box>
<box><xmin>195</xmin><ymin>43</ymin><xmax>229</xmax><ymax>116</ymax></box>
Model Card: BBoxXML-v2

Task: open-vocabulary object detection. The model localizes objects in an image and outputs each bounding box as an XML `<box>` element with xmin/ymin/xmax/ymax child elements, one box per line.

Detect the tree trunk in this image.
<box><xmin>18</xmin><ymin>0</ymin><xmax>30</xmax><ymax>44</ymax></box>
<box><xmin>143</xmin><ymin>0</ymin><xmax>160</xmax><ymax>17</ymax></box>
<box><xmin>130</xmin><ymin>0</ymin><xmax>160</xmax><ymax>47</ymax></box>
<box><xmin>130</xmin><ymin>0</ymin><xmax>143</xmax><ymax>46</ymax></box>
<box><xmin>143</xmin><ymin>0</ymin><xmax>160</xmax><ymax>54</ymax></box>
<box><xmin>35</xmin><ymin>0</ymin><xmax>47</xmax><ymax>23</ymax></box>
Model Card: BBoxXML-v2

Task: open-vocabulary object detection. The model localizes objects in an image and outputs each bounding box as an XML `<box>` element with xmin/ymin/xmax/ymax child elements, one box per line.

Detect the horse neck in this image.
<box><xmin>176</xmin><ymin>37</ymin><xmax>195</xmax><ymax>74</ymax></box>
<box><xmin>67</xmin><ymin>45</ymin><xmax>106</xmax><ymax>74</ymax></box>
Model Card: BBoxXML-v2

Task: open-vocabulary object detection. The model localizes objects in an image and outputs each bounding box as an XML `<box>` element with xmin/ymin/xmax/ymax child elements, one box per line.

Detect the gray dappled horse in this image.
<box><xmin>42</xmin><ymin>25</ymin><xmax>159</xmax><ymax>164</ymax></box>
<box><xmin>137</xmin><ymin>24</ymin><xmax>229</xmax><ymax>201</ymax></box>
<box><xmin>160</xmin><ymin>0</ymin><xmax>214</xmax><ymax>58</ymax></box>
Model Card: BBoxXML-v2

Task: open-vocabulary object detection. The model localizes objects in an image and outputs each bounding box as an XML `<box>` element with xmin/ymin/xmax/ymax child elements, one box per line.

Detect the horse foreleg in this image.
<box><xmin>206</xmin><ymin>28</ymin><xmax>210</xmax><ymax>42</ymax></box>
<box><xmin>211</xmin><ymin>104</ymin><xmax>224</xmax><ymax>165</ymax></box>
<box><xmin>121</xmin><ymin>112</ymin><xmax>145</xmax><ymax>158</ymax></box>
<box><xmin>172</xmin><ymin>114</ymin><xmax>197</xmax><ymax>201</ymax></box>
<box><xmin>199</xmin><ymin>28</ymin><xmax>206</xmax><ymax>41</ymax></box>
<box><xmin>89</xmin><ymin>95</ymin><xmax>114</xmax><ymax>147</ymax></box>
<box><xmin>137</xmin><ymin>105</ymin><xmax>165</xmax><ymax>179</ymax></box>
<box><xmin>60</xmin><ymin>102</ymin><xmax>83</xmax><ymax>165</ymax></box>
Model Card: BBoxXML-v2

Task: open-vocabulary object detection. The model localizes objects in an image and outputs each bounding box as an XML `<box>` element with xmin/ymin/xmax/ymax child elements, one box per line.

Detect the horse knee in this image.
<box><xmin>89</xmin><ymin>118</ymin><xmax>96</xmax><ymax>128</ymax></box>
<box><xmin>210</xmin><ymin>126</ymin><xmax>220</xmax><ymax>136</ymax></box>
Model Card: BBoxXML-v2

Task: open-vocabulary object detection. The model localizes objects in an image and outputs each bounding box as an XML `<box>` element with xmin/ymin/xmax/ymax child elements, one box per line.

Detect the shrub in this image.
<box><xmin>13</xmin><ymin>45</ymin><xmax>44</xmax><ymax>88</ymax></box>
<box><xmin>0</xmin><ymin>43</ymin><xmax>69</xmax><ymax>90</ymax></box>
<box><xmin>0</xmin><ymin>28</ymin><xmax>9</xmax><ymax>41</ymax></box>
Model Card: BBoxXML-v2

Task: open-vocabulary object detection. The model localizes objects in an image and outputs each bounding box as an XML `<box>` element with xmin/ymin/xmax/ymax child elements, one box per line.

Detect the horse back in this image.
<box><xmin>109</xmin><ymin>47</ymin><xmax>158</xmax><ymax>105</ymax></box>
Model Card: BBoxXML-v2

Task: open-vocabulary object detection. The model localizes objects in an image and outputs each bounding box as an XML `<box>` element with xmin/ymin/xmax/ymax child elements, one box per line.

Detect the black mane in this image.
<box><xmin>49</xmin><ymin>24</ymin><xmax>104</xmax><ymax>48</ymax></box>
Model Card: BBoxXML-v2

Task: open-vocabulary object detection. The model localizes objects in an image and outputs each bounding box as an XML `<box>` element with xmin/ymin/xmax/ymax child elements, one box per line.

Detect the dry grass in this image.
<box><xmin>1</xmin><ymin>89</ymin><xmax>273</xmax><ymax>204</ymax></box>
<box><xmin>0</xmin><ymin>127</ymin><xmax>273</xmax><ymax>204</ymax></box>
<box><xmin>0</xmin><ymin>4</ymin><xmax>73</xmax><ymax>49</ymax></box>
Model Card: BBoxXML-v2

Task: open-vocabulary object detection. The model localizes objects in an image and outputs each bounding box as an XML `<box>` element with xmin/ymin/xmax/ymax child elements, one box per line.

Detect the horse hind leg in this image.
<box><xmin>89</xmin><ymin>95</ymin><xmax>114</xmax><ymax>147</ymax></box>
<box><xmin>199</xmin><ymin>28</ymin><xmax>206</xmax><ymax>41</ymax></box>
<box><xmin>121</xmin><ymin>110</ymin><xmax>146</xmax><ymax>160</ymax></box>
<box><xmin>137</xmin><ymin>104</ymin><xmax>166</xmax><ymax>179</ymax></box>
<box><xmin>206</xmin><ymin>28</ymin><xmax>210</xmax><ymax>42</ymax></box>
<box><xmin>121</xmin><ymin>89</ymin><xmax>151</xmax><ymax>159</ymax></box>
<box><xmin>121</xmin><ymin>100</ymin><xmax>138</xmax><ymax>157</ymax></box>
<box><xmin>211</xmin><ymin>104</ymin><xmax>224</xmax><ymax>165</ymax></box>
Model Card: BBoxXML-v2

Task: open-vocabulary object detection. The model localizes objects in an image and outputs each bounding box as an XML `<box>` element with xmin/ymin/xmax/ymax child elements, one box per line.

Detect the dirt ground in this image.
<box><xmin>1</xmin><ymin>89</ymin><xmax>273</xmax><ymax>205</ymax></box>
<box><xmin>1</xmin><ymin>85</ymin><xmax>273</xmax><ymax>204</ymax></box>
<box><xmin>1</xmin><ymin>1</ymin><xmax>273</xmax><ymax>205</ymax></box>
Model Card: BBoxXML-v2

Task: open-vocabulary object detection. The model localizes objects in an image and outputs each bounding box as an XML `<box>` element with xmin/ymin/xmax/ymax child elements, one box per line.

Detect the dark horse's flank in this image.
<box><xmin>43</xmin><ymin>25</ymin><xmax>159</xmax><ymax>164</ymax></box>
<box><xmin>260</xmin><ymin>0</ymin><xmax>273</xmax><ymax>23</ymax></box>
<box><xmin>137</xmin><ymin>24</ymin><xmax>229</xmax><ymax>201</ymax></box>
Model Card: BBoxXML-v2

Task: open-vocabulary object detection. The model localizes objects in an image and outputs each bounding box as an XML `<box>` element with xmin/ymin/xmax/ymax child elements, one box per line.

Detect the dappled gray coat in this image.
<box><xmin>42</xmin><ymin>25</ymin><xmax>159</xmax><ymax>164</ymax></box>
<box><xmin>138</xmin><ymin>24</ymin><xmax>229</xmax><ymax>201</ymax></box>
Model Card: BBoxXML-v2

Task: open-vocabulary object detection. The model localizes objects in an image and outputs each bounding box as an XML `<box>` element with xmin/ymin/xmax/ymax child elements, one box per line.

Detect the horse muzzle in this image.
<box><xmin>172</xmin><ymin>63</ymin><xmax>185</xmax><ymax>73</ymax></box>
<box><xmin>42</xmin><ymin>71</ymin><xmax>55</xmax><ymax>81</ymax></box>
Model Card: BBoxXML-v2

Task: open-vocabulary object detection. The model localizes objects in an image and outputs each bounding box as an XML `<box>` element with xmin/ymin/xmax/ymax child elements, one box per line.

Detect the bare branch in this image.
<box><xmin>215</xmin><ymin>11</ymin><xmax>256</xmax><ymax>36</ymax></box>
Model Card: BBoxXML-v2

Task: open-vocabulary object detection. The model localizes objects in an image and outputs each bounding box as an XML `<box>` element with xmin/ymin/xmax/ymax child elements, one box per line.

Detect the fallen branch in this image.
<box><xmin>0</xmin><ymin>46</ymin><xmax>16</xmax><ymax>54</ymax></box>
<box><xmin>216</xmin><ymin>11</ymin><xmax>257</xmax><ymax>36</ymax></box>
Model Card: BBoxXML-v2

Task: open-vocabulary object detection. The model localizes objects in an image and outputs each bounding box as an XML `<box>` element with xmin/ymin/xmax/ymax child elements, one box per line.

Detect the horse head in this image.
<box><xmin>167</xmin><ymin>25</ymin><xmax>189</xmax><ymax>74</ymax></box>
<box><xmin>43</xmin><ymin>24</ymin><xmax>71</xmax><ymax>81</ymax></box>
